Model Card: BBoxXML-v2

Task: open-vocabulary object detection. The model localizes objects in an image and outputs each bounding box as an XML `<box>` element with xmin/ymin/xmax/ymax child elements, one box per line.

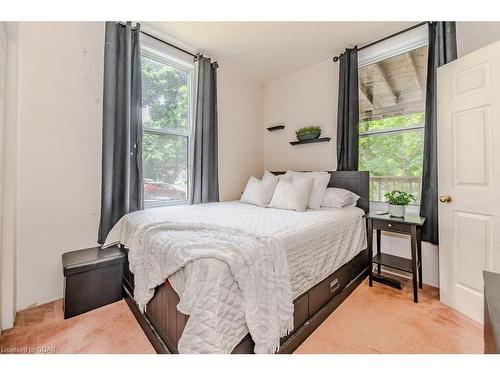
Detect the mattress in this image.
<box><xmin>104</xmin><ymin>201</ymin><xmax>366</xmax><ymax>353</ymax></box>
<box><xmin>106</xmin><ymin>201</ymin><xmax>366</xmax><ymax>299</ymax></box>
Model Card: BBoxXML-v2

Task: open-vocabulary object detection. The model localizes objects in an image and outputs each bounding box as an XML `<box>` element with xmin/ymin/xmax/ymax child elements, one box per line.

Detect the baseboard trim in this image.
<box><xmin>374</xmin><ymin>265</ymin><xmax>438</xmax><ymax>288</ymax></box>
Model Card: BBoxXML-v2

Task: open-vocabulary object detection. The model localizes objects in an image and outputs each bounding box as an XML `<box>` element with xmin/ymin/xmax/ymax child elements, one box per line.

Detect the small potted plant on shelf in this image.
<box><xmin>295</xmin><ymin>126</ymin><xmax>322</xmax><ymax>141</ymax></box>
<box><xmin>384</xmin><ymin>190</ymin><xmax>415</xmax><ymax>218</ymax></box>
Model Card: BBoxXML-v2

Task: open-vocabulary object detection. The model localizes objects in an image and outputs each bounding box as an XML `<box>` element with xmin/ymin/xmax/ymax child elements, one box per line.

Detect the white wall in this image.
<box><xmin>263</xmin><ymin>50</ymin><xmax>441</xmax><ymax>286</ymax></box>
<box><xmin>260</xmin><ymin>22</ymin><xmax>500</xmax><ymax>288</ymax></box>
<box><xmin>10</xmin><ymin>21</ymin><xmax>499</xmax><ymax>313</ymax></box>
<box><xmin>371</xmin><ymin>217</ymin><xmax>439</xmax><ymax>287</ymax></box>
<box><xmin>457</xmin><ymin>22</ymin><xmax>500</xmax><ymax>57</ymax></box>
<box><xmin>1</xmin><ymin>22</ymin><xmax>19</xmax><ymax>329</ymax></box>
<box><xmin>264</xmin><ymin>59</ymin><xmax>338</xmax><ymax>171</ymax></box>
<box><xmin>0</xmin><ymin>23</ymin><xmax>265</xmax><ymax>314</ymax></box>
<box><xmin>218</xmin><ymin>67</ymin><xmax>264</xmax><ymax>201</ymax></box>
<box><xmin>14</xmin><ymin>22</ymin><xmax>105</xmax><ymax>310</ymax></box>
<box><xmin>0</xmin><ymin>22</ymin><xmax>7</xmax><ymax>331</ymax></box>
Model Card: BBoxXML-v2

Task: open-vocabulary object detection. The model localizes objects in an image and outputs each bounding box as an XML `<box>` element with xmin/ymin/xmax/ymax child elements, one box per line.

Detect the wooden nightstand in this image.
<box><xmin>364</xmin><ymin>212</ymin><xmax>426</xmax><ymax>303</ymax></box>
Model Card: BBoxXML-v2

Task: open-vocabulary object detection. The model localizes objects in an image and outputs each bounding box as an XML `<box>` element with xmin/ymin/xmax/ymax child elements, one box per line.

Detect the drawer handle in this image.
<box><xmin>330</xmin><ymin>279</ymin><xmax>340</xmax><ymax>293</ymax></box>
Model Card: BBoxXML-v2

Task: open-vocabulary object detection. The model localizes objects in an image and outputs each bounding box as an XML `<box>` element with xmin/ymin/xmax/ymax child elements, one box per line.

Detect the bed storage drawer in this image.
<box><xmin>280</xmin><ymin>293</ymin><xmax>309</xmax><ymax>344</ymax></box>
<box><xmin>122</xmin><ymin>248</ymin><xmax>135</xmax><ymax>290</ymax></box>
<box><xmin>146</xmin><ymin>282</ymin><xmax>187</xmax><ymax>353</ymax></box>
<box><xmin>307</xmin><ymin>250</ymin><xmax>368</xmax><ymax>318</ymax></box>
<box><xmin>294</xmin><ymin>294</ymin><xmax>309</xmax><ymax>329</ymax></box>
<box><xmin>309</xmin><ymin>274</ymin><xmax>349</xmax><ymax>317</ymax></box>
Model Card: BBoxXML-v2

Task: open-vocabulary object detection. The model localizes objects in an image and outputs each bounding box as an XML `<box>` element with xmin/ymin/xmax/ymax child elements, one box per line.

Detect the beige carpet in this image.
<box><xmin>0</xmin><ymin>299</ymin><xmax>154</xmax><ymax>354</ymax></box>
<box><xmin>0</xmin><ymin>277</ymin><xmax>483</xmax><ymax>354</ymax></box>
<box><xmin>296</xmin><ymin>277</ymin><xmax>483</xmax><ymax>353</ymax></box>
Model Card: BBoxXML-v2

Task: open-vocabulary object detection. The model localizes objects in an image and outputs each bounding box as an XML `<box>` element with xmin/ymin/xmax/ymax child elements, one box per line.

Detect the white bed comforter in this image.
<box><xmin>104</xmin><ymin>201</ymin><xmax>366</xmax><ymax>354</ymax></box>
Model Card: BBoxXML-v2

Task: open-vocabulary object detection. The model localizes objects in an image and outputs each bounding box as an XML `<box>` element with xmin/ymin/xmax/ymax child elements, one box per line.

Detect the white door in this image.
<box><xmin>438</xmin><ymin>41</ymin><xmax>500</xmax><ymax>323</ymax></box>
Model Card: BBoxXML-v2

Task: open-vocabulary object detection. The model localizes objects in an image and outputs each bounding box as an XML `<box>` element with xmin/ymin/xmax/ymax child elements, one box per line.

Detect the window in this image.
<box><xmin>141</xmin><ymin>45</ymin><xmax>194</xmax><ymax>206</ymax></box>
<box><xmin>358</xmin><ymin>27</ymin><xmax>428</xmax><ymax>205</ymax></box>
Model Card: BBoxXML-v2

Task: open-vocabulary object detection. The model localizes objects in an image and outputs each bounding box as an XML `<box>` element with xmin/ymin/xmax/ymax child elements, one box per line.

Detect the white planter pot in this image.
<box><xmin>389</xmin><ymin>204</ymin><xmax>405</xmax><ymax>218</ymax></box>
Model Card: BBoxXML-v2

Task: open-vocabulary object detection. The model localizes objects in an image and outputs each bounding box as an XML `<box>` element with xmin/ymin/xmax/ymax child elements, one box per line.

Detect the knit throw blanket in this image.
<box><xmin>125</xmin><ymin>221</ymin><xmax>294</xmax><ymax>354</ymax></box>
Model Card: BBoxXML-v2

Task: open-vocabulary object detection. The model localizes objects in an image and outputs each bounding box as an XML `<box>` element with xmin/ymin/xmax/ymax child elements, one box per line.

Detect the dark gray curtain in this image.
<box><xmin>191</xmin><ymin>56</ymin><xmax>219</xmax><ymax>204</ymax></box>
<box><xmin>336</xmin><ymin>47</ymin><xmax>359</xmax><ymax>171</ymax></box>
<box><xmin>420</xmin><ymin>22</ymin><xmax>457</xmax><ymax>245</ymax></box>
<box><xmin>98</xmin><ymin>22</ymin><xmax>143</xmax><ymax>244</ymax></box>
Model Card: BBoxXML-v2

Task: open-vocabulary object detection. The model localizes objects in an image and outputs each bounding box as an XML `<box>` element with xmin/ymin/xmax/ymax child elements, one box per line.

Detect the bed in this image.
<box><xmin>110</xmin><ymin>170</ymin><xmax>369</xmax><ymax>354</ymax></box>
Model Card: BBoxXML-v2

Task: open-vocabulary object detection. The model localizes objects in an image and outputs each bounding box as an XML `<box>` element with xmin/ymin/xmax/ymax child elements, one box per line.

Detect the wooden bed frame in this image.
<box><xmin>123</xmin><ymin>170</ymin><xmax>370</xmax><ymax>354</ymax></box>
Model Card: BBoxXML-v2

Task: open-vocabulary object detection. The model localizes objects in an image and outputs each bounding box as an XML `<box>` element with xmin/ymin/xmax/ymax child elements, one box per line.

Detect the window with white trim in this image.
<box><xmin>140</xmin><ymin>44</ymin><xmax>194</xmax><ymax>207</ymax></box>
<box><xmin>358</xmin><ymin>25</ymin><xmax>428</xmax><ymax>205</ymax></box>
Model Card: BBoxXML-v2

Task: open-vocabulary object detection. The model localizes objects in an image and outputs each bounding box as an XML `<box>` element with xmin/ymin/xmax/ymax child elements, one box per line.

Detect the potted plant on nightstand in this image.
<box><xmin>384</xmin><ymin>190</ymin><xmax>416</xmax><ymax>218</ymax></box>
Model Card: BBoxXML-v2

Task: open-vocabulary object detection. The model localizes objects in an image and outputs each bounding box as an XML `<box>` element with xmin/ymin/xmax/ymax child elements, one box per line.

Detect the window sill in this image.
<box><xmin>144</xmin><ymin>199</ymin><xmax>188</xmax><ymax>209</ymax></box>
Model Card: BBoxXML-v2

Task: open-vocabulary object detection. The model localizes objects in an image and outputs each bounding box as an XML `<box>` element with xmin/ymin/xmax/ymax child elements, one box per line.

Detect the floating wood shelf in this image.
<box><xmin>289</xmin><ymin>137</ymin><xmax>331</xmax><ymax>146</ymax></box>
<box><xmin>267</xmin><ymin>125</ymin><xmax>285</xmax><ymax>132</ymax></box>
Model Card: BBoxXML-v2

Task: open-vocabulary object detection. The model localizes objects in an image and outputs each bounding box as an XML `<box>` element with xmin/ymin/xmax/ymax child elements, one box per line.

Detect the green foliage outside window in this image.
<box><xmin>142</xmin><ymin>56</ymin><xmax>189</xmax><ymax>133</ymax></box>
<box><xmin>359</xmin><ymin>113</ymin><xmax>424</xmax><ymax>177</ymax></box>
<box><xmin>141</xmin><ymin>54</ymin><xmax>189</xmax><ymax>191</ymax></box>
<box><xmin>141</xmin><ymin>54</ymin><xmax>190</xmax><ymax>202</ymax></box>
<box><xmin>359</xmin><ymin>113</ymin><xmax>424</xmax><ymax>203</ymax></box>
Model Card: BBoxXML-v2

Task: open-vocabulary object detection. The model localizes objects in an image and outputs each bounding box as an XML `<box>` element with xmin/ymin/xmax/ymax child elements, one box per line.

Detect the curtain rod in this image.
<box><xmin>116</xmin><ymin>21</ymin><xmax>198</xmax><ymax>60</ymax></box>
<box><xmin>332</xmin><ymin>21</ymin><xmax>429</xmax><ymax>62</ymax></box>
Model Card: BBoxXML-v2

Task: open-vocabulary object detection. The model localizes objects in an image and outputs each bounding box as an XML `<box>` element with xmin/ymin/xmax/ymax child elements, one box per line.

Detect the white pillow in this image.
<box><xmin>322</xmin><ymin>187</ymin><xmax>360</xmax><ymax>208</ymax></box>
<box><xmin>240</xmin><ymin>171</ymin><xmax>279</xmax><ymax>207</ymax></box>
<box><xmin>284</xmin><ymin>171</ymin><xmax>330</xmax><ymax>209</ymax></box>
<box><xmin>269</xmin><ymin>174</ymin><xmax>315</xmax><ymax>212</ymax></box>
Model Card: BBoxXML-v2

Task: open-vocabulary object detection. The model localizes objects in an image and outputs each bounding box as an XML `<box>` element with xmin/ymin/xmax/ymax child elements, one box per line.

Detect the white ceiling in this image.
<box><xmin>145</xmin><ymin>22</ymin><xmax>416</xmax><ymax>83</ymax></box>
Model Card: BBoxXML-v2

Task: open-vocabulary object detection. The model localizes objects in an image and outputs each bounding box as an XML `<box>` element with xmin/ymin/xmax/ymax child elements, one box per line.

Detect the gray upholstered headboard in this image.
<box><xmin>271</xmin><ymin>171</ymin><xmax>370</xmax><ymax>213</ymax></box>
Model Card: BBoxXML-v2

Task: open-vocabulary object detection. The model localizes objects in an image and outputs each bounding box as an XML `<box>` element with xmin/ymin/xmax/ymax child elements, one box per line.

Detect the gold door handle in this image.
<box><xmin>439</xmin><ymin>195</ymin><xmax>452</xmax><ymax>203</ymax></box>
